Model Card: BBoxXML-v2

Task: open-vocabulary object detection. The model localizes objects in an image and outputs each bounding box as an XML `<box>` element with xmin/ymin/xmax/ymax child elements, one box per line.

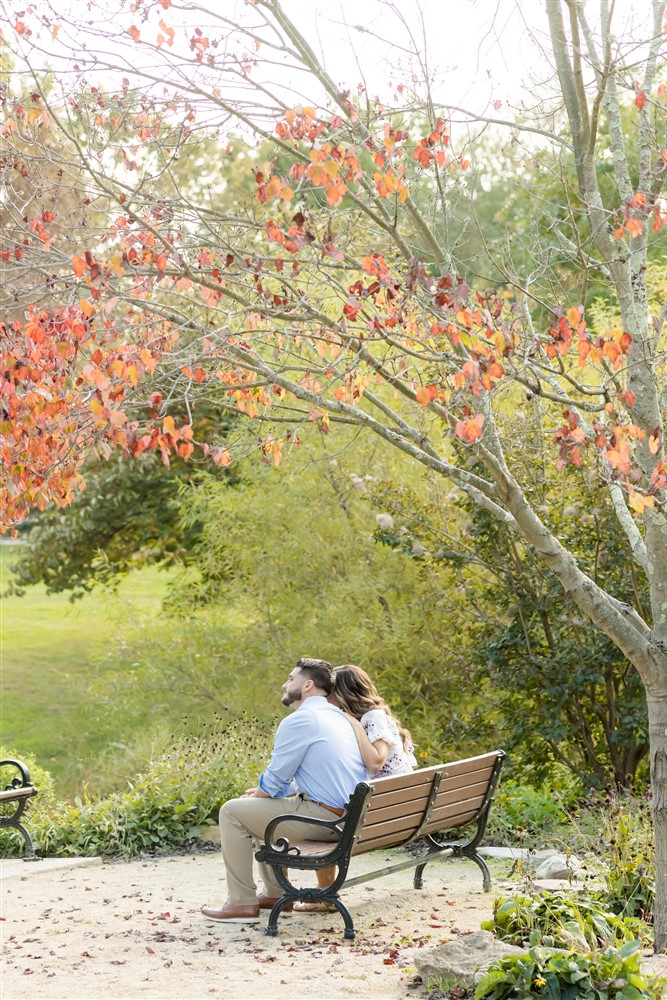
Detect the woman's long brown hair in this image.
<box><xmin>333</xmin><ymin>664</ymin><xmax>414</xmax><ymax>753</ymax></box>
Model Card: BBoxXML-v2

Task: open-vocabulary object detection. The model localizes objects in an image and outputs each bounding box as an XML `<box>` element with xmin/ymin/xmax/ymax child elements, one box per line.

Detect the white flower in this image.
<box><xmin>376</xmin><ymin>513</ymin><xmax>394</xmax><ymax>530</ymax></box>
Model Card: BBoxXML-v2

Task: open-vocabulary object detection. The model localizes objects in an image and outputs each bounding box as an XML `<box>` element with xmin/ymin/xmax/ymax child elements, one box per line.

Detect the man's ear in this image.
<box><xmin>301</xmin><ymin>677</ymin><xmax>314</xmax><ymax>693</ymax></box>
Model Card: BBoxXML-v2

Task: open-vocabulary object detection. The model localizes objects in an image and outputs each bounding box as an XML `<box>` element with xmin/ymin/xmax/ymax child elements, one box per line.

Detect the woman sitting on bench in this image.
<box><xmin>294</xmin><ymin>663</ymin><xmax>416</xmax><ymax>913</ymax></box>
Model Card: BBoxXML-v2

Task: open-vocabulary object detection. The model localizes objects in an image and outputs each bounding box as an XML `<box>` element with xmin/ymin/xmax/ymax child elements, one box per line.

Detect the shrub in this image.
<box><xmin>0</xmin><ymin>722</ymin><xmax>269</xmax><ymax>858</ymax></box>
<box><xmin>475</xmin><ymin>941</ymin><xmax>665</xmax><ymax>999</ymax></box>
<box><xmin>482</xmin><ymin>892</ymin><xmax>652</xmax><ymax>951</ymax></box>
<box><xmin>585</xmin><ymin>792</ymin><xmax>654</xmax><ymax>923</ymax></box>
<box><xmin>485</xmin><ymin>779</ymin><xmax>571</xmax><ymax>847</ymax></box>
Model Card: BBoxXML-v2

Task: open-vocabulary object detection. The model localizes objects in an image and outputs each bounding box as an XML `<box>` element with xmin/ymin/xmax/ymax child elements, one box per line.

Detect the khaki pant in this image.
<box><xmin>218</xmin><ymin>796</ymin><xmax>340</xmax><ymax>904</ymax></box>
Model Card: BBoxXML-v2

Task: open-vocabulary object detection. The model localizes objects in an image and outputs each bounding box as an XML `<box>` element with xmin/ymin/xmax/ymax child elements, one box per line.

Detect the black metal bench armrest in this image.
<box><xmin>256</xmin><ymin>783</ymin><xmax>372</xmax><ymax>869</ymax></box>
<box><xmin>0</xmin><ymin>759</ymin><xmax>34</xmax><ymax>790</ymax></box>
<box><xmin>256</xmin><ymin>810</ymin><xmax>347</xmax><ymax>865</ymax></box>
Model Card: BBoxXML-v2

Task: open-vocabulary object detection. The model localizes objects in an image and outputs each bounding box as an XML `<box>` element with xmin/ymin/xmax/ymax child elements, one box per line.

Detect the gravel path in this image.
<box><xmin>1</xmin><ymin>850</ymin><xmax>503</xmax><ymax>1000</ymax></box>
<box><xmin>3</xmin><ymin>851</ymin><xmax>665</xmax><ymax>999</ymax></box>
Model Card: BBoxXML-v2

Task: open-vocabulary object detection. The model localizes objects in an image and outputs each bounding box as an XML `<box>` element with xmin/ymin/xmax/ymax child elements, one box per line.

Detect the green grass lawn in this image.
<box><xmin>0</xmin><ymin>544</ymin><xmax>171</xmax><ymax>797</ymax></box>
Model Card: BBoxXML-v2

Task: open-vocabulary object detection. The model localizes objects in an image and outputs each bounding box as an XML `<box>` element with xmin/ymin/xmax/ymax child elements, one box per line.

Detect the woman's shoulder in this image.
<box><xmin>360</xmin><ymin>707</ymin><xmax>387</xmax><ymax>723</ymax></box>
<box><xmin>361</xmin><ymin>708</ymin><xmax>399</xmax><ymax>739</ymax></box>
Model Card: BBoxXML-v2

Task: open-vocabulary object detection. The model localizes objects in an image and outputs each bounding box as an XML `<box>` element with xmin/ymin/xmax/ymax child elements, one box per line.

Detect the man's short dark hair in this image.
<box><xmin>295</xmin><ymin>657</ymin><xmax>334</xmax><ymax>695</ymax></box>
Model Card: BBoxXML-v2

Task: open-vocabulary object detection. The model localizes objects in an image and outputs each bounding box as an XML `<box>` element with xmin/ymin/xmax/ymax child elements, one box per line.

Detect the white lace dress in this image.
<box><xmin>361</xmin><ymin>709</ymin><xmax>417</xmax><ymax>779</ymax></box>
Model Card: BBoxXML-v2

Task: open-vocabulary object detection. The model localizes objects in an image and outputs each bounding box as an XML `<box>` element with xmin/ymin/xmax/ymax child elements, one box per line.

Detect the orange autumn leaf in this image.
<box><xmin>455</xmin><ymin>414</ymin><xmax>485</xmax><ymax>442</ymax></box>
<box><xmin>605</xmin><ymin>441</ymin><xmax>631</xmax><ymax>474</ymax></box>
<box><xmin>628</xmin><ymin>485</ymin><xmax>654</xmax><ymax>514</ymax></box>
<box><xmin>416</xmin><ymin>384</ymin><xmax>437</xmax><ymax>405</ymax></box>
<box><xmin>72</xmin><ymin>255</ymin><xmax>86</xmax><ymax>277</ymax></box>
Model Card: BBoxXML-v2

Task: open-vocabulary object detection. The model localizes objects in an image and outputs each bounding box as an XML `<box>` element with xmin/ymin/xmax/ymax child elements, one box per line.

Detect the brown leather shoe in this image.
<box><xmin>257</xmin><ymin>894</ymin><xmax>293</xmax><ymax>913</ymax></box>
<box><xmin>201</xmin><ymin>903</ymin><xmax>260</xmax><ymax>923</ymax></box>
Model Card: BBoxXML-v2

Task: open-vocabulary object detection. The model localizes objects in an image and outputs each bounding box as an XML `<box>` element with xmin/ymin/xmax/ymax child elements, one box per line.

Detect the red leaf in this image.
<box><xmin>619</xmin><ymin>331</ymin><xmax>632</xmax><ymax>353</ymax></box>
<box><xmin>416</xmin><ymin>384</ymin><xmax>437</xmax><ymax>405</ymax></box>
<box><xmin>635</xmin><ymin>90</ymin><xmax>646</xmax><ymax>110</ymax></box>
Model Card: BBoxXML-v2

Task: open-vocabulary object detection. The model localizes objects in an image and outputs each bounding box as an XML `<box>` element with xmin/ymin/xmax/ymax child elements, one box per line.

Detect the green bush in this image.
<box><xmin>0</xmin><ymin>723</ymin><xmax>269</xmax><ymax>858</ymax></box>
<box><xmin>485</xmin><ymin>779</ymin><xmax>571</xmax><ymax>847</ymax></box>
<box><xmin>475</xmin><ymin>941</ymin><xmax>665</xmax><ymax>999</ymax></box>
<box><xmin>482</xmin><ymin>892</ymin><xmax>652</xmax><ymax>951</ymax></box>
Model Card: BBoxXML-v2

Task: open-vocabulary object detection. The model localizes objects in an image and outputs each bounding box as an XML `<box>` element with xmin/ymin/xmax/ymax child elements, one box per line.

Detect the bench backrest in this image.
<box><xmin>350</xmin><ymin>750</ymin><xmax>504</xmax><ymax>855</ymax></box>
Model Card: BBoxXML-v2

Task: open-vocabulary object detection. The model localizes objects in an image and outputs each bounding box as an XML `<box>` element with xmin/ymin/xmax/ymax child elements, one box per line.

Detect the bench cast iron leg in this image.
<box><xmin>414</xmin><ymin>851</ymin><xmax>491</xmax><ymax>892</ymax></box>
<box><xmin>0</xmin><ymin>821</ymin><xmax>38</xmax><ymax>861</ymax></box>
<box><xmin>458</xmin><ymin>849</ymin><xmax>492</xmax><ymax>891</ymax></box>
<box><xmin>19</xmin><ymin>823</ymin><xmax>39</xmax><ymax>861</ymax></box>
<box><xmin>331</xmin><ymin>898</ymin><xmax>355</xmax><ymax>940</ymax></box>
<box><xmin>266</xmin><ymin>897</ymin><xmax>356</xmax><ymax>941</ymax></box>
<box><xmin>266</xmin><ymin>900</ymin><xmax>291</xmax><ymax>937</ymax></box>
<box><xmin>413</xmin><ymin>862</ymin><xmax>426</xmax><ymax>889</ymax></box>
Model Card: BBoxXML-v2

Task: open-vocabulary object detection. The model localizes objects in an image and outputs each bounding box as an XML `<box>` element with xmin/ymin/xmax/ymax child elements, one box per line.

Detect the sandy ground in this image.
<box><xmin>2</xmin><ymin>851</ymin><xmax>666</xmax><ymax>1000</ymax></box>
<box><xmin>1</xmin><ymin>849</ymin><xmax>508</xmax><ymax>1000</ymax></box>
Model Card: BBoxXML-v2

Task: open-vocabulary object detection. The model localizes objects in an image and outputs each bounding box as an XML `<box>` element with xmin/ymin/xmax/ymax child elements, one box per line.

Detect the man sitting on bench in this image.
<box><xmin>201</xmin><ymin>657</ymin><xmax>367</xmax><ymax>924</ymax></box>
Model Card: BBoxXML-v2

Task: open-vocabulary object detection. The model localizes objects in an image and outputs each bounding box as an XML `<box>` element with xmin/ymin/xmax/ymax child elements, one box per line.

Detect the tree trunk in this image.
<box><xmin>648</xmin><ymin>690</ymin><xmax>667</xmax><ymax>952</ymax></box>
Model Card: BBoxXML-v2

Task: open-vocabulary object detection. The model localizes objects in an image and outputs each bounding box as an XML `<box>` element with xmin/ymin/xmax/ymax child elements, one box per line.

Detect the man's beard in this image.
<box><xmin>282</xmin><ymin>688</ymin><xmax>302</xmax><ymax>707</ymax></box>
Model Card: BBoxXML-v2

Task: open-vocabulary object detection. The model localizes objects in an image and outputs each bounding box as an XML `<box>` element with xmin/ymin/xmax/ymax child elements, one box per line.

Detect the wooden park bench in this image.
<box><xmin>255</xmin><ymin>749</ymin><xmax>505</xmax><ymax>940</ymax></box>
<box><xmin>0</xmin><ymin>758</ymin><xmax>39</xmax><ymax>860</ymax></box>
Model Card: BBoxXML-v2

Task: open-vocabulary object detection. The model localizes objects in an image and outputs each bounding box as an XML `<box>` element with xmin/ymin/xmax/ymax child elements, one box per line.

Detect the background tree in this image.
<box><xmin>370</xmin><ymin>461</ymin><xmax>650</xmax><ymax>790</ymax></box>
<box><xmin>3</xmin><ymin>0</ymin><xmax>667</xmax><ymax>947</ymax></box>
<box><xmin>93</xmin><ymin>439</ymin><xmax>471</xmax><ymax>757</ymax></box>
<box><xmin>6</xmin><ymin>399</ymin><xmax>236</xmax><ymax>597</ymax></box>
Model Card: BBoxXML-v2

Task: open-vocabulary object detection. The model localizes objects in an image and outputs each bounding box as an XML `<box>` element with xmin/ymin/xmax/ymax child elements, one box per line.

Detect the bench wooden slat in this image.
<box><xmin>370</xmin><ymin>762</ymin><xmax>496</xmax><ymax>806</ymax></box>
<box><xmin>364</xmin><ymin>775</ymin><xmax>494</xmax><ymax>826</ymax></box>
<box><xmin>291</xmin><ymin>840</ymin><xmax>339</xmax><ymax>857</ymax></box>
<box><xmin>354</xmin><ymin>793</ymin><xmax>487</xmax><ymax>846</ymax></box>
<box><xmin>369</xmin><ymin>753</ymin><xmax>500</xmax><ymax>794</ymax></box>
<box><xmin>417</xmin><ymin>804</ymin><xmax>485</xmax><ymax>838</ymax></box>
<box><xmin>353</xmin><ymin>809</ymin><xmax>482</xmax><ymax>855</ymax></box>
<box><xmin>428</xmin><ymin>791</ymin><xmax>491</xmax><ymax>826</ymax></box>
<box><xmin>361</xmin><ymin>791</ymin><xmax>485</xmax><ymax>837</ymax></box>
<box><xmin>0</xmin><ymin>787</ymin><xmax>36</xmax><ymax>801</ymax></box>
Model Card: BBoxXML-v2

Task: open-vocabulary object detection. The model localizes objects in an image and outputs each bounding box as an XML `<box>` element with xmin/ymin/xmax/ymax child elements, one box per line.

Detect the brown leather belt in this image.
<box><xmin>315</xmin><ymin>801</ymin><xmax>346</xmax><ymax>816</ymax></box>
<box><xmin>300</xmin><ymin>794</ymin><xmax>345</xmax><ymax>817</ymax></box>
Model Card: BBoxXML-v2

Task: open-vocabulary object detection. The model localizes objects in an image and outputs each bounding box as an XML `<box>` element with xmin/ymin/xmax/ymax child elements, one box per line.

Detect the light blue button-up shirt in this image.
<box><xmin>258</xmin><ymin>696</ymin><xmax>367</xmax><ymax>807</ymax></box>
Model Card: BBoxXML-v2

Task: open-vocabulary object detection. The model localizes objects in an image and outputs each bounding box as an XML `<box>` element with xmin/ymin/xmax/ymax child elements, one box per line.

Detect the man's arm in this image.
<box><xmin>257</xmin><ymin>711</ymin><xmax>313</xmax><ymax>798</ymax></box>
